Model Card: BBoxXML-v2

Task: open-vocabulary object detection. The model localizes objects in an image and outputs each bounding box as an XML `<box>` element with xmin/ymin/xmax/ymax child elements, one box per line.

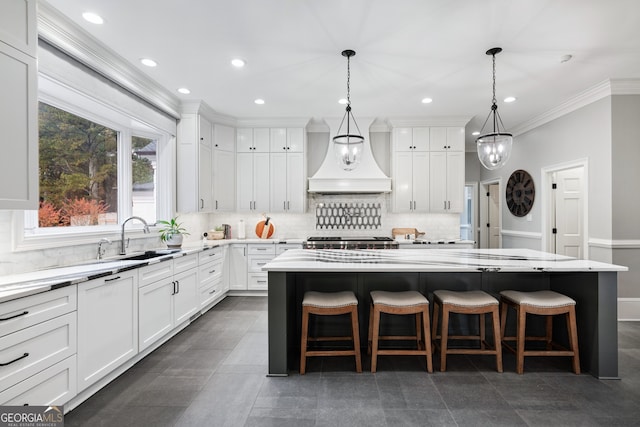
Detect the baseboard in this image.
<box><xmin>618</xmin><ymin>298</ymin><xmax>640</xmax><ymax>321</ymax></box>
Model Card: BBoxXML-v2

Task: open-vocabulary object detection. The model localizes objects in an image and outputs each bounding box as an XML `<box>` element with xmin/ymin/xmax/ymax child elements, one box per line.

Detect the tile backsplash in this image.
<box><xmin>315</xmin><ymin>202</ymin><xmax>382</xmax><ymax>230</ymax></box>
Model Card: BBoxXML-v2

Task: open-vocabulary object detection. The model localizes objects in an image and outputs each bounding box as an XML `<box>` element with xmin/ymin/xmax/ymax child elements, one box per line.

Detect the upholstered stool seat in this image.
<box><xmin>300</xmin><ymin>291</ymin><xmax>362</xmax><ymax>374</ymax></box>
<box><xmin>368</xmin><ymin>290</ymin><xmax>433</xmax><ymax>373</ymax></box>
<box><xmin>500</xmin><ymin>290</ymin><xmax>580</xmax><ymax>374</ymax></box>
<box><xmin>432</xmin><ymin>290</ymin><xmax>503</xmax><ymax>372</ymax></box>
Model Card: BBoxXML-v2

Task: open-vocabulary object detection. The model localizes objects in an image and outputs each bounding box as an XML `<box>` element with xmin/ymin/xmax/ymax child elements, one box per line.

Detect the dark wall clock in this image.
<box><xmin>506</xmin><ymin>169</ymin><xmax>535</xmax><ymax>217</ymax></box>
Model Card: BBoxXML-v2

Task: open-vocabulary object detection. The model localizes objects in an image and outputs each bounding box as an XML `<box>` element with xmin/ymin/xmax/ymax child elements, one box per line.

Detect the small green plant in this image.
<box><xmin>214</xmin><ymin>225</ymin><xmax>224</xmax><ymax>231</ymax></box>
<box><xmin>157</xmin><ymin>217</ymin><xmax>190</xmax><ymax>242</ymax></box>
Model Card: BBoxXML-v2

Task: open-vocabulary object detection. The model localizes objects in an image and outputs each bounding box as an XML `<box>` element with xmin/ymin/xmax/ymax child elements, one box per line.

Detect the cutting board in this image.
<box><xmin>255</xmin><ymin>220</ymin><xmax>275</xmax><ymax>239</ymax></box>
<box><xmin>391</xmin><ymin>227</ymin><xmax>425</xmax><ymax>239</ymax></box>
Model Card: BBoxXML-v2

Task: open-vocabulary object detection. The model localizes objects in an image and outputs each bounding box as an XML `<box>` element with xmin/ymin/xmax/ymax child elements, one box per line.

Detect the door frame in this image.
<box><xmin>479</xmin><ymin>178</ymin><xmax>502</xmax><ymax>249</ymax></box>
<box><xmin>541</xmin><ymin>158</ymin><xmax>589</xmax><ymax>258</ymax></box>
<box><xmin>461</xmin><ymin>182</ymin><xmax>478</xmax><ymax>244</ymax></box>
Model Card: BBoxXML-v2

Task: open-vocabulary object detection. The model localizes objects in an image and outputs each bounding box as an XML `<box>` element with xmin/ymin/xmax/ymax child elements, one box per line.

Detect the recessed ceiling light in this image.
<box><xmin>140</xmin><ymin>58</ymin><xmax>157</xmax><ymax>67</ymax></box>
<box><xmin>338</xmin><ymin>98</ymin><xmax>348</xmax><ymax>105</ymax></box>
<box><xmin>177</xmin><ymin>88</ymin><xmax>191</xmax><ymax>94</ymax></box>
<box><xmin>254</xmin><ymin>99</ymin><xmax>265</xmax><ymax>105</ymax></box>
<box><xmin>231</xmin><ymin>58</ymin><xmax>246</xmax><ymax>68</ymax></box>
<box><xmin>472</xmin><ymin>131</ymin><xmax>480</xmax><ymax>136</ymax></box>
<box><xmin>504</xmin><ymin>96</ymin><xmax>517</xmax><ymax>103</ymax></box>
<box><xmin>82</xmin><ymin>12</ymin><xmax>104</xmax><ymax>25</ymax></box>
<box><xmin>421</xmin><ymin>97</ymin><xmax>433</xmax><ymax>104</ymax></box>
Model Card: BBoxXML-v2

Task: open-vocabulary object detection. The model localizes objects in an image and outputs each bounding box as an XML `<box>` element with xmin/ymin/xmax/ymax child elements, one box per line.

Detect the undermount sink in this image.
<box><xmin>118</xmin><ymin>249</ymin><xmax>181</xmax><ymax>261</ymax></box>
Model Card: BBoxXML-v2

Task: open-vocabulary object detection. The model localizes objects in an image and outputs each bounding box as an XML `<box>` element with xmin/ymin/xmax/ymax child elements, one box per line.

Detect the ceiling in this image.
<box><xmin>45</xmin><ymin>0</ymin><xmax>640</xmax><ymax>146</ymax></box>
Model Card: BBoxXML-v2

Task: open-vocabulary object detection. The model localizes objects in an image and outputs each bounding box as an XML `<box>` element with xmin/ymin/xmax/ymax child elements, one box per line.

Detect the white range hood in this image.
<box><xmin>308</xmin><ymin>117</ymin><xmax>391</xmax><ymax>194</ymax></box>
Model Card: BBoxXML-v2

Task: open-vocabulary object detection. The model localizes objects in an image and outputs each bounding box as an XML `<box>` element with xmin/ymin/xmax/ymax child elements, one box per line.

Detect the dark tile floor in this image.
<box><xmin>65</xmin><ymin>296</ymin><xmax>640</xmax><ymax>426</ymax></box>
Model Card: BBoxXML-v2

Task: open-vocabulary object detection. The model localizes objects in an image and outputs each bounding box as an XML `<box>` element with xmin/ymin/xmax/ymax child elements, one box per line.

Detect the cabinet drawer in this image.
<box><xmin>174</xmin><ymin>253</ymin><xmax>199</xmax><ymax>274</ymax></box>
<box><xmin>247</xmin><ymin>244</ymin><xmax>275</xmax><ymax>255</ymax></box>
<box><xmin>276</xmin><ymin>243</ymin><xmax>302</xmax><ymax>255</ymax></box>
<box><xmin>139</xmin><ymin>261</ymin><xmax>173</xmax><ymax>288</ymax></box>
<box><xmin>248</xmin><ymin>256</ymin><xmax>273</xmax><ymax>273</ymax></box>
<box><xmin>0</xmin><ymin>312</ymin><xmax>77</xmax><ymax>392</ymax></box>
<box><xmin>199</xmin><ymin>280</ymin><xmax>222</xmax><ymax>309</ymax></box>
<box><xmin>0</xmin><ymin>355</ymin><xmax>76</xmax><ymax>406</ymax></box>
<box><xmin>198</xmin><ymin>247</ymin><xmax>224</xmax><ymax>264</ymax></box>
<box><xmin>248</xmin><ymin>273</ymin><xmax>268</xmax><ymax>290</ymax></box>
<box><xmin>0</xmin><ymin>286</ymin><xmax>76</xmax><ymax>338</ymax></box>
<box><xmin>199</xmin><ymin>260</ymin><xmax>223</xmax><ymax>287</ymax></box>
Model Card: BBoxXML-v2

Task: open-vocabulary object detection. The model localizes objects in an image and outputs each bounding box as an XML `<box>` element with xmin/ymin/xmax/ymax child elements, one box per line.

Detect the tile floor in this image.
<box><xmin>65</xmin><ymin>296</ymin><xmax>640</xmax><ymax>426</ymax></box>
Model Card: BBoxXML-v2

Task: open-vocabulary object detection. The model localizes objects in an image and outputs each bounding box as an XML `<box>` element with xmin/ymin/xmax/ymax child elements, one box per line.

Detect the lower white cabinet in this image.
<box><xmin>77</xmin><ymin>270</ymin><xmax>138</xmax><ymax>391</ymax></box>
<box><xmin>247</xmin><ymin>244</ymin><xmax>275</xmax><ymax>290</ymax></box>
<box><xmin>198</xmin><ymin>246</ymin><xmax>226</xmax><ymax>310</ymax></box>
<box><xmin>173</xmin><ymin>267</ymin><xmax>199</xmax><ymax>325</ymax></box>
<box><xmin>229</xmin><ymin>244</ymin><xmax>248</xmax><ymax>290</ymax></box>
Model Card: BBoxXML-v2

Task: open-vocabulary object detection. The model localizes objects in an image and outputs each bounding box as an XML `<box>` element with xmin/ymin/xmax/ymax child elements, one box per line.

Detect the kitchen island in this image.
<box><xmin>263</xmin><ymin>248</ymin><xmax>627</xmax><ymax>378</ymax></box>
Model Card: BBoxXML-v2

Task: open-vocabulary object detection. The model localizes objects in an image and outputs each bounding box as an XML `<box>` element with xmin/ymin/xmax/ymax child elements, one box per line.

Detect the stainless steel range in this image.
<box><xmin>303</xmin><ymin>236</ymin><xmax>399</xmax><ymax>250</ymax></box>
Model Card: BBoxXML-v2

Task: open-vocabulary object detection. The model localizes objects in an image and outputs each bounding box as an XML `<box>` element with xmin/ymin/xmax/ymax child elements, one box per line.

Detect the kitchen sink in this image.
<box><xmin>119</xmin><ymin>249</ymin><xmax>181</xmax><ymax>261</ymax></box>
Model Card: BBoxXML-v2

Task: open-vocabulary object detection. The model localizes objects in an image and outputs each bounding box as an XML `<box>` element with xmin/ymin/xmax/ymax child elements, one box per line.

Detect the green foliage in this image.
<box><xmin>62</xmin><ymin>198</ymin><xmax>110</xmax><ymax>226</ymax></box>
<box><xmin>132</xmin><ymin>136</ymin><xmax>155</xmax><ymax>185</ymax></box>
<box><xmin>157</xmin><ymin>217</ymin><xmax>190</xmax><ymax>242</ymax></box>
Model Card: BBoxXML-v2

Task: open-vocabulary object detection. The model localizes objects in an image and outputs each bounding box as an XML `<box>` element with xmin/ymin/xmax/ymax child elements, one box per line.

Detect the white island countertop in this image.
<box><xmin>262</xmin><ymin>248</ymin><xmax>628</xmax><ymax>273</ymax></box>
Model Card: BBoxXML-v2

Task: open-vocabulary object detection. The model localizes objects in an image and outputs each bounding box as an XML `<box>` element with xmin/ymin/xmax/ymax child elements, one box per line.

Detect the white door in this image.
<box><xmin>253</xmin><ymin>152</ymin><xmax>270</xmax><ymax>212</ymax></box>
<box><xmin>286</xmin><ymin>152</ymin><xmax>305</xmax><ymax>212</ymax></box>
<box><xmin>393</xmin><ymin>151</ymin><xmax>414</xmax><ymax>212</ymax></box>
<box><xmin>488</xmin><ymin>183</ymin><xmax>500</xmax><ymax>248</ymax></box>
<box><xmin>213</xmin><ymin>149</ymin><xmax>235</xmax><ymax>212</ymax></box>
<box><xmin>554</xmin><ymin>167</ymin><xmax>585</xmax><ymax>258</ymax></box>
<box><xmin>236</xmin><ymin>153</ymin><xmax>254</xmax><ymax>211</ymax></box>
<box><xmin>412</xmin><ymin>151</ymin><xmax>430</xmax><ymax>212</ymax></box>
<box><xmin>270</xmin><ymin>152</ymin><xmax>287</xmax><ymax>212</ymax></box>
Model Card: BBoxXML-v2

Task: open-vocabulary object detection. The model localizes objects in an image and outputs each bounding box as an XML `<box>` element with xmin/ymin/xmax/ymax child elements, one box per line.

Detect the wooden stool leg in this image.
<box><xmin>567</xmin><ymin>306</ymin><xmax>581</xmax><ymax>374</ymax></box>
<box><xmin>545</xmin><ymin>315</ymin><xmax>553</xmax><ymax>350</ymax></box>
<box><xmin>432</xmin><ymin>301</ymin><xmax>440</xmax><ymax>348</ymax></box>
<box><xmin>492</xmin><ymin>307</ymin><xmax>503</xmax><ymax>373</ymax></box>
<box><xmin>351</xmin><ymin>305</ymin><xmax>362</xmax><ymax>373</ymax></box>
<box><xmin>300</xmin><ymin>306</ymin><xmax>310</xmax><ymax>375</ymax></box>
<box><xmin>516</xmin><ymin>306</ymin><xmax>527</xmax><ymax>374</ymax></box>
<box><xmin>422</xmin><ymin>305</ymin><xmax>433</xmax><ymax>373</ymax></box>
<box><xmin>480</xmin><ymin>313</ymin><xmax>486</xmax><ymax>350</ymax></box>
<box><xmin>371</xmin><ymin>306</ymin><xmax>381</xmax><ymax>373</ymax></box>
<box><xmin>367</xmin><ymin>303</ymin><xmax>374</xmax><ymax>356</ymax></box>
<box><xmin>415</xmin><ymin>313</ymin><xmax>422</xmax><ymax>349</ymax></box>
<box><xmin>500</xmin><ymin>300</ymin><xmax>508</xmax><ymax>341</ymax></box>
<box><xmin>440</xmin><ymin>304</ymin><xmax>450</xmax><ymax>372</ymax></box>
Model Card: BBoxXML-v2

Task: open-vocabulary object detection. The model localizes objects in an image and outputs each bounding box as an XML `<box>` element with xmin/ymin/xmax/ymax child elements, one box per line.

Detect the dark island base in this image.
<box><xmin>268</xmin><ymin>271</ymin><xmax>618</xmax><ymax>379</ymax></box>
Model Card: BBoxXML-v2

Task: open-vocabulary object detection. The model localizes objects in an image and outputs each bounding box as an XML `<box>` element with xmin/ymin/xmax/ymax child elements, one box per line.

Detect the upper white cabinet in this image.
<box><xmin>237</xmin><ymin>128</ymin><xmax>270</xmax><ymax>152</ymax></box>
<box><xmin>236</xmin><ymin>151</ymin><xmax>270</xmax><ymax>212</ymax></box>
<box><xmin>0</xmin><ymin>0</ymin><xmax>38</xmax><ymax>209</ymax></box>
<box><xmin>212</xmin><ymin>124</ymin><xmax>235</xmax><ymax>212</ymax></box>
<box><xmin>391</xmin><ymin>126</ymin><xmax>465</xmax><ymax>213</ymax></box>
<box><xmin>270</xmin><ymin>128</ymin><xmax>306</xmax><ymax>213</ymax></box>
<box><xmin>177</xmin><ymin>114</ymin><xmax>213</xmax><ymax>212</ymax></box>
<box><xmin>270</xmin><ymin>128</ymin><xmax>303</xmax><ymax>152</ymax></box>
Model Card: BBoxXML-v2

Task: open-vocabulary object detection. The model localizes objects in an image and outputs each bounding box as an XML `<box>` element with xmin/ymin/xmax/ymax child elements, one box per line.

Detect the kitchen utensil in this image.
<box><xmin>392</xmin><ymin>228</ymin><xmax>425</xmax><ymax>239</ymax></box>
<box><xmin>255</xmin><ymin>214</ymin><xmax>274</xmax><ymax>239</ymax></box>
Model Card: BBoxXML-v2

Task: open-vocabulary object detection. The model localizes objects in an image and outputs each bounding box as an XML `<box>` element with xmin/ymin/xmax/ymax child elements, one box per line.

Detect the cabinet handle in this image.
<box><xmin>284</xmin><ymin>201</ymin><xmax>286</xmax><ymax>210</ymax></box>
<box><xmin>409</xmin><ymin>201</ymin><xmax>412</xmax><ymax>210</ymax></box>
<box><xmin>283</xmin><ymin>146</ymin><xmax>286</xmax><ymax>150</ymax></box>
<box><xmin>209</xmin><ymin>269</ymin><xmax>216</xmax><ymax>274</ymax></box>
<box><xmin>171</xmin><ymin>281</ymin><xmax>177</xmax><ymax>295</ymax></box>
<box><xmin>209</xmin><ymin>289</ymin><xmax>217</xmax><ymax>295</ymax></box>
<box><xmin>257</xmin><ymin>280</ymin><xmax>267</xmax><ymax>284</ymax></box>
<box><xmin>444</xmin><ymin>201</ymin><xmax>447</xmax><ymax>210</ymax></box>
<box><xmin>216</xmin><ymin>200</ymin><xmax>218</xmax><ymax>210</ymax></box>
<box><xmin>176</xmin><ymin>280</ymin><xmax>180</xmax><ymax>294</ymax></box>
<box><xmin>448</xmin><ymin>201</ymin><xmax>451</xmax><ymax>210</ymax></box>
<box><xmin>209</xmin><ymin>252</ymin><xmax>217</xmax><ymax>257</ymax></box>
<box><xmin>256</xmin><ymin>248</ymin><xmax>267</xmax><ymax>251</ymax></box>
<box><xmin>413</xmin><ymin>201</ymin><xmax>416</xmax><ymax>210</ymax></box>
<box><xmin>105</xmin><ymin>276</ymin><xmax>121</xmax><ymax>282</ymax></box>
<box><xmin>0</xmin><ymin>311</ymin><xmax>28</xmax><ymax>321</ymax></box>
<box><xmin>0</xmin><ymin>353</ymin><xmax>29</xmax><ymax>367</ymax></box>
<box><xmin>200</xmin><ymin>199</ymin><xmax>204</xmax><ymax>209</ymax></box>
<box><xmin>287</xmin><ymin>201</ymin><xmax>290</xmax><ymax>210</ymax></box>
<box><xmin>257</xmin><ymin>262</ymin><xmax>267</xmax><ymax>266</ymax></box>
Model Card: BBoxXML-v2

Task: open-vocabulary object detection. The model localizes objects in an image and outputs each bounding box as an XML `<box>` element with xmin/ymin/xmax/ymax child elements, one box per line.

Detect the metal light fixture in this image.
<box><xmin>333</xmin><ymin>49</ymin><xmax>364</xmax><ymax>171</ymax></box>
<box><xmin>476</xmin><ymin>47</ymin><xmax>513</xmax><ymax>170</ymax></box>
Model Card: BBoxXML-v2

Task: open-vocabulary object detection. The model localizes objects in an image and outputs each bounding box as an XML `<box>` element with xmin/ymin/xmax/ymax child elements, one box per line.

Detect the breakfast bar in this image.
<box><xmin>264</xmin><ymin>248</ymin><xmax>628</xmax><ymax>378</ymax></box>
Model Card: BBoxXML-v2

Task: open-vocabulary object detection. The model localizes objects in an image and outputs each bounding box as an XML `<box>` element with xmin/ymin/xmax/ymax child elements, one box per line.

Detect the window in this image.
<box><xmin>131</xmin><ymin>136</ymin><xmax>157</xmax><ymax>224</ymax></box>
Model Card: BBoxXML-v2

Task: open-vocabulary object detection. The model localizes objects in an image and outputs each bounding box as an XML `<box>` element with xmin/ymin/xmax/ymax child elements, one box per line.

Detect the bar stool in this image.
<box><xmin>300</xmin><ymin>291</ymin><xmax>362</xmax><ymax>374</ymax></box>
<box><xmin>500</xmin><ymin>290</ymin><xmax>580</xmax><ymax>374</ymax></box>
<box><xmin>432</xmin><ymin>290</ymin><xmax>503</xmax><ymax>372</ymax></box>
<box><xmin>368</xmin><ymin>290</ymin><xmax>433</xmax><ymax>373</ymax></box>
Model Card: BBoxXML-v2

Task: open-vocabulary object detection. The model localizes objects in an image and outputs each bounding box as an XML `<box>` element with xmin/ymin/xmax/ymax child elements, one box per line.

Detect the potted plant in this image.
<box><xmin>158</xmin><ymin>217</ymin><xmax>190</xmax><ymax>248</ymax></box>
<box><xmin>208</xmin><ymin>226</ymin><xmax>225</xmax><ymax>240</ymax></box>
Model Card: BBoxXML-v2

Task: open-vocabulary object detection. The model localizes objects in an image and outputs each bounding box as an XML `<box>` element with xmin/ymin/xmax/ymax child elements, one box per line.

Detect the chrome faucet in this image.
<box><xmin>120</xmin><ymin>216</ymin><xmax>150</xmax><ymax>255</ymax></box>
<box><xmin>97</xmin><ymin>237</ymin><xmax>112</xmax><ymax>260</ymax></box>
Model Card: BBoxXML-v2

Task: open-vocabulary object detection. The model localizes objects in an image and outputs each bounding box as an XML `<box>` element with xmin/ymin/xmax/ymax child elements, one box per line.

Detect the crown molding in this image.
<box><xmin>38</xmin><ymin>1</ymin><xmax>181</xmax><ymax>119</ymax></box>
<box><xmin>387</xmin><ymin>116</ymin><xmax>472</xmax><ymax>128</ymax></box>
<box><xmin>180</xmin><ymin>101</ymin><xmax>237</xmax><ymax>127</ymax></box>
<box><xmin>236</xmin><ymin>118</ymin><xmax>312</xmax><ymax>128</ymax></box>
<box><xmin>610</xmin><ymin>79</ymin><xmax>640</xmax><ymax>95</ymax></box>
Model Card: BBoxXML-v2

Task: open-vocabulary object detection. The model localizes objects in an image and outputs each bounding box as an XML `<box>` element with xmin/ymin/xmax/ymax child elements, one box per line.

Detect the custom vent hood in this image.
<box><xmin>308</xmin><ymin>117</ymin><xmax>391</xmax><ymax>194</ymax></box>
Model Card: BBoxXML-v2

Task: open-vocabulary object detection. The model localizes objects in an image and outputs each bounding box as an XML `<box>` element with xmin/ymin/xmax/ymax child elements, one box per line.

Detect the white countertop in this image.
<box><xmin>262</xmin><ymin>248</ymin><xmax>629</xmax><ymax>273</ymax></box>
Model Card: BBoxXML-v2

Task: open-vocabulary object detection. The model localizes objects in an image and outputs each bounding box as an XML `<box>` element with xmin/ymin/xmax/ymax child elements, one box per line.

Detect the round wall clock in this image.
<box><xmin>506</xmin><ymin>169</ymin><xmax>535</xmax><ymax>217</ymax></box>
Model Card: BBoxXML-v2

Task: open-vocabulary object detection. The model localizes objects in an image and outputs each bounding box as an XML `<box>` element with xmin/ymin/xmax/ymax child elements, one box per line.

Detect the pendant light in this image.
<box><xmin>333</xmin><ymin>49</ymin><xmax>364</xmax><ymax>171</ymax></box>
<box><xmin>476</xmin><ymin>47</ymin><xmax>513</xmax><ymax>170</ymax></box>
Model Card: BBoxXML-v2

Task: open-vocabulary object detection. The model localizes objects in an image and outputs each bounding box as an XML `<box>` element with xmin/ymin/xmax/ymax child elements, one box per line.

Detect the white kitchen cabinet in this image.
<box><xmin>276</xmin><ymin>243</ymin><xmax>303</xmax><ymax>255</ymax></box>
<box><xmin>198</xmin><ymin>247</ymin><xmax>225</xmax><ymax>311</ymax></box>
<box><xmin>430</xmin><ymin>151</ymin><xmax>465</xmax><ymax>213</ymax></box>
<box><xmin>138</xmin><ymin>277</ymin><xmax>174</xmax><ymax>351</ymax></box>
<box><xmin>213</xmin><ymin>148</ymin><xmax>235</xmax><ymax>212</ymax></box>
<box><xmin>229</xmin><ymin>244</ymin><xmax>248</xmax><ymax>290</ymax></box>
<box><xmin>77</xmin><ymin>270</ymin><xmax>138</xmax><ymax>391</ymax></box>
<box><xmin>236</xmin><ymin>152</ymin><xmax>270</xmax><ymax>212</ymax></box>
<box><xmin>0</xmin><ymin>0</ymin><xmax>38</xmax><ymax>209</ymax></box>
<box><xmin>429</xmin><ymin>127</ymin><xmax>465</xmax><ymax>152</ymax></box>
<box><xmin>270</xmin><ymin>152</ymin><xmax>305</xmax><ymax>213</ymax></box>
<box><xmin>237</xmin><ymin>128</ymin><xmax>270</xmax><ymax>152</ymax></box>
<box><xmin>213</xmin><ymin>124</ymin><xmax>235</xmax><ymax>151</ymax></box>
<box><xmin>393</xmin><ymin>127</ymin><xmax>429</xmax><ymax>152</ymax></box>
<box><xmin>269</xmin><ymin>128</ymin><xmax>304</xmax><ymax>152</ymax></box>
<box><xmin>247</xmin><ymin>244</ymin><xmax>275</xmax><ymax>291</ymax></box>
<box><xmin>172</xmin><ymin>266</ymin><xmax>199</xmax><ymax>325</ymax></box>
<box><xmin>177</xmin><ymin>114</ymin><xmax>214</xmax><ymax>212</ymax></box>
<box><xmin>392</xmin><ymin>151</ymin><xmax>429</xmax><ymax>213</ymax></box>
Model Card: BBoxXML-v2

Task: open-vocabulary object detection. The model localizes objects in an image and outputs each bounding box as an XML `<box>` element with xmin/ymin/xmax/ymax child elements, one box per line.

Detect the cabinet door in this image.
<box><xmin>236</xmin><ymin>153</ymin><xmax>254</xmax><ymax>211</ymax></box>
<box><xmin>392</xmin><ymin>128</ymin><xmax>413</xmax><ymax>152</ymax></box>
<box><xmin>446</xmin><ymin>151</ymin><xmax>465</xmax><ymax>212</ymax></box>
<box><xmin>213</xmin><ymin>124</ymin><xmax>235</xmax><ymax>151</ymax></box>
<box><xmin>270</xmin><ymin>153</ymin><xmax>287</xmax><ymax>213</ymax></box>
<box><xmin>0</xmin><ymin>0</ymin><xmax>37</xmax><ymax>57</ymax></box>
<box><xmin>198</xmin><ymin>141</ymin><xmax>213</xmax><ymax>212</ymax></box>
<box><xmin>253</xmin><ymin>128</ymin><xmax>270</xmax><ymax>152</ymax></box>
<box><xmin>269</xmin><ymin>128</ymin><xmax>287</xmax><ymax>152</ymax></box>
<box><xmin>393</xmin><ymin>151</ymin><xmax>414</xmax><ymax>213</ymax></box>
<box><xmin>253</xmin><ymin>152</ymin><xmax>270</xmax><ymax>212</ymax></box>
<box><xmin>429</xmin><ymin>151</ymin><xmax>448</xmax><ymax>212</ymax></box>
<box><xmin>447</xmin><ymin>127</ymin><xmax>465</xmax><ymax>151</ymax></box>
<box><xmin>412</xmin><ymin>152</ymin><xmax>430</xmax><ymax>212</ymax></box>
<box><xmin>173</xmin><ymin>268</ymin><xmax>199</xmax><ymax>326</ymax></box>
<box><xmin>412</xmin><ymin>127</ymin><xmax>430</xmax><ymax>151</ymax></box>
<box><xmin>213</xmin><ymin>149</ymin><xmax>235</xmax><ymax>212</ymax></box>
<box><xmin>286</xmin><ymin>128</ymin><xmax>304</xmax><ymax>152</ymax></box>
<box><xmin>429</xmin><ymin>127</ymin><xmax>448</xmax><ymax>151</ymax></box>
<box><xmin>0</xmin><ymin>43</ymin><xmax>37</xmax><ymax>209</ymax></box>
<box><xmin>229</xmin><ymin>245</ymin><xmax>248</xmax><ymax>290</ymax></box>
<box><xmin>286</xmin><ymin>152</ymin><xmax>305</xmax><ymax>212</ymax></box>
<box><xmin>138</xmin><ymin>279</ymin><xmax>174</xmax><ymax>352</ymax></box>
<box><xmin>236</xmin><ymin>128</ymin><xmax>253</xmax><ymax>152</ymax></box>
<box><xmin>77</xmin><ymin>271</ymin><xmax>137</xmax><ymax>391</ymax></box>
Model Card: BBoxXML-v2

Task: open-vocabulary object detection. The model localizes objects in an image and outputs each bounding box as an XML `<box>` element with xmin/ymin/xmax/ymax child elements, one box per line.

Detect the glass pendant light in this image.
<box><xmin>476</xmin><ymin>47</ymin><xmax>513</xmax><ymax>170</ymax></box>
<box><xmin>333</xmin><ymin>49</ymin><xmax>364</xmax><ymax>171</ymax></box>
